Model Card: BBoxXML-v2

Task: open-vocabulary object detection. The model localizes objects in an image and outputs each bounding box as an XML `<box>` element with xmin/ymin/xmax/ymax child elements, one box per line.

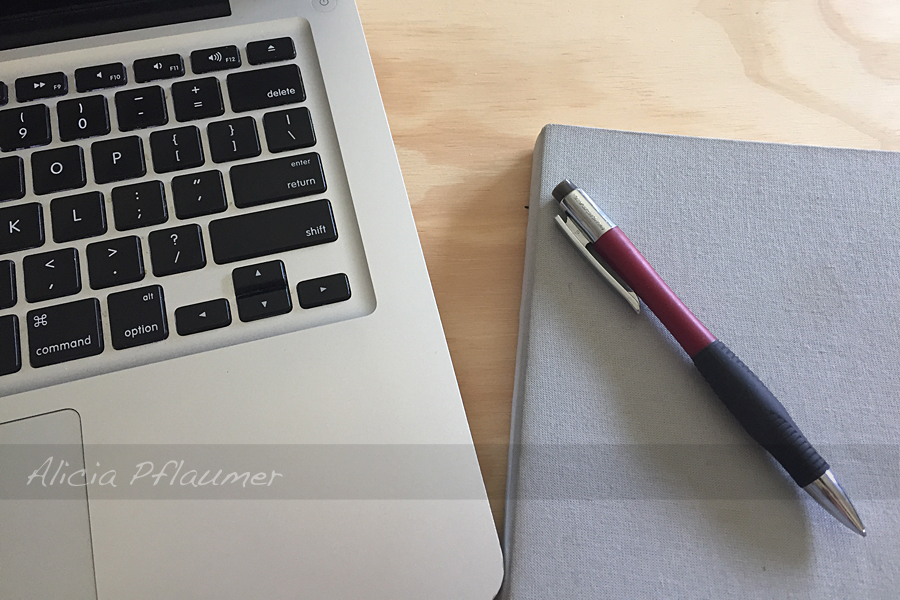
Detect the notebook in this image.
<box><xmin>0</xmin><ymin>2</ymin><xmax>503</xmax><ymax>599</ymax></box>
<box><xmin>502</xmin><ymin>124</ymin><xmax>900</xmax><ymax>599</ymax></box>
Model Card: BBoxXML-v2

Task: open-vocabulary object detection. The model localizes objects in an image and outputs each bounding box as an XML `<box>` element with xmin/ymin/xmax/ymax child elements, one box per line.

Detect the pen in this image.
<box><xmin>552</xmin><ymin>179</ymin><xmax>866</xmax><ymax>536</ymax></box>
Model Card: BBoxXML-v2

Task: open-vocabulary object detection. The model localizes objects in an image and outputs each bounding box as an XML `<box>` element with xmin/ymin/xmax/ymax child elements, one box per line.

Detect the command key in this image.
<box><xmin>27</xmin><ymin>298</ymin><xmax>104</xmax><ymax>368</ymax></box>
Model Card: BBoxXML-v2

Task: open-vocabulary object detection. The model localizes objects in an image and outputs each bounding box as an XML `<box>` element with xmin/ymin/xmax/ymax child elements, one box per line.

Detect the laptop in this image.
<box><xmin>0</xmin><ymin>1</ymin><xmax>503</xmax><ymax>598</ymax></box>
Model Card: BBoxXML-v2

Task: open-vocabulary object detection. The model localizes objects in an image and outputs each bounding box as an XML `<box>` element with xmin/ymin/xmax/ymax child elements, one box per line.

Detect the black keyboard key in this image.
<box><xmin>0</xmin><ymin>104</ymin><xmax>52</xmax><ymax>152</ymax></box>
<box><xmin>208</xmin><ymin>199</ymin><xmax>337</xmax><ymax>264</ymax></box>
<box><xmin>112</xmin><ymin>181</ymin><xmax>167</xmax><ymax>231</ymax></box>
<box><xmin>27</xmin><ymin>298</ymin><xmax>103</xmax><ymax>367</ymax></box>
<box><xmin>107</xmin><ymin>284</ymin><xmax>168</xmax><ymax>350</ymax></box>
<box><xmin>232</xmin><ymin>260</ymin><xmax>287</xmax><ymax>297</ymax></box>
<box><xmin>191</xmin><ymin>45</ymin><xmax>241</xmax><ymax>74</ymax></box>
<box><xmin>263</xmin><ymin>107</ymin><xmax>315</xmax><ymax>153</ymax></box>
<box><xmin>0</xmin><ymin>260</ymin><xmax>15</xmax><ymax>309</ymax></box>
<box><xmin>148</xmin><ymin>224</ymin><xmax>206</xmax><ymax>277</ymax></box>
<box><xmin>236</xmin><ymin>287</ymin><xmax>292</xmax><ymax>322</ymax></box>
<box><xmin>0</xmin><ymin>203</ymin><xmax>44</xmax><ymax>255</ymax></box>
<box><xmin>0</xmin><ymin>314</ymin><xmax>20</xmax><ymax>376</ymax></box>
<box><xmin>227</xmin><ymin>65</ymin><xmax>305</xmax><ymax>113</ymax></box>
<box><xmin>247</xmin><ymin>38</ymin><xmax>296</xmax><ymax>65</ymax></box>
<box><xmin>50</xmin><ymin>191</ymin><xmax>107</xmax><ymax>243</ymax></box>
<box><xmin>57</xmin><ymin>96</ymin><xmax>110</xmax><ymax>142</ymax></box>
<box><xmin>208</xmin><ymin>117</ymin><xmax>261</xmax><ymax>163</ymax></box>
<box><xmin>86</xmin><ymin>236</ymin><xmax>144</xmax><ymax>290</ymax></box>
<box><xmin>16</xmin><ymin>72</ymin><xmax>67</xmax><ymax>102</ymax></box>
<box><xmin>172</xmin><ymin>170</ymin><xmax>227</xmax><ymax>219</ymax></box>
<box><xmin>23</xmin><ymin>248</ymin><xmax>81</xmax><ymax>303</ymax></box>
<box><xmin>297</xmin><ymin>273</ymin><xmax>351</xmax><ymax>309</ymax></box>
<box><xmin>175</xmin><ymin>298</ymin><xmax>231</xmax><ymax>336</ymax></box>
<box><xmin>74</xmin><ymin>62</ymin><xmax>127</xmax><ymax>92</ymax></box>
<box><xmin>0</xmin><ymin>82</ymin><xmax>7</xmax><ymax>106</ymax></box>
<box><xmin>0</xmin><ymin>156</ymin><xmax>25</xmax><ymax>202</ymax></box>
<box><xmin>31</xmin><ymin>146</ymin><xmax>86</xmax><ymax>195</ymax></box>
<box><xmin>134</xmin><ymin>54</ymin><xmax>185</xmax><ymax>83</ymax></box>
<box><xmin>149</xmin><ymin>126</ymin><xmax>204</xmax><ymax>173</ymax></box>
<box><xmin>172</xmin><ymin>77</ymin><xmax>225</xmax><ymax>122</ymax></box>
<box><xmin>91</xmin><ymin>135</ymin><xmax>146</xmax><ymax>184</ymax></box>
<box><xmin>115</xmin><ymin>86</ymin><xmax>168</xmax><ymax>131</ymax></box>
<box><xmin>230</xmin><ymin>152</ymin><xmax>325</xmax><ymax>208</ymax></box>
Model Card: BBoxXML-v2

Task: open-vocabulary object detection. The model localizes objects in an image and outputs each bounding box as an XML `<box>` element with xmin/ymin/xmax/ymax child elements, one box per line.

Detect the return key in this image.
<box><xmin>230</xmin><ymin>152</ymin><xmax>326</xmax><ymax>208</ymax></box>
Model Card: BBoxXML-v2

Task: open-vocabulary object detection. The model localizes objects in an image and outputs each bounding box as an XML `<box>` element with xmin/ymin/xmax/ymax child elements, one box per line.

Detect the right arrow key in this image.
<box><xmin>297</xmin><ymin>273</ymin><xmax>350</xmax><ymax>309</ymax></box>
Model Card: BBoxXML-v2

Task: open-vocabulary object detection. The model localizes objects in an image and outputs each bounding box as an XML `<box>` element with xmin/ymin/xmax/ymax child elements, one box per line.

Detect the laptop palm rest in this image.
<box><xmin>0</xmin><ymin>410</ymin><xmax>98</xmax><ymax>600</ymax></box>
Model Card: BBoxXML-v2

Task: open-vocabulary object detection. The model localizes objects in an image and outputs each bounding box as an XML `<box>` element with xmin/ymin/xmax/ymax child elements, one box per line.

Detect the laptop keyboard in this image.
<box><xmin>0</xmin><ymin>30</ymin><xmax>372</xmax><ymax>389</ymax></box>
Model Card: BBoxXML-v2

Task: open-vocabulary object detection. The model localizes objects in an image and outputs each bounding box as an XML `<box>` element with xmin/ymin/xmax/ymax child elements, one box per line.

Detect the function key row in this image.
<box><xmin>0</xmin><ymin>66</ymin><xmax>311</xmax><ymax>154</ymax></box>
<box><xmin>0</xmin><ymin>266</ymin><xmax>349</xmax><ymax>376</ymax></box>
<box><xmin>2</xmin><ymin>37</ymin><xmax>298</xmax><ymax>106</ymax></box>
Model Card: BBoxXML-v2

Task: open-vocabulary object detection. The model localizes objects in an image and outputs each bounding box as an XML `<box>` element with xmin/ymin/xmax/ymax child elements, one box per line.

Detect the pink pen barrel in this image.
<box><xmin>593</xmin><ymin>227</ymin><xmax>715</xmax><ymax>358</ymax></box>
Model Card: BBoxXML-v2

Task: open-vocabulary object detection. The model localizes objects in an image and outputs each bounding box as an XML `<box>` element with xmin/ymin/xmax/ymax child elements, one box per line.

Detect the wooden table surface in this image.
<box><xmin>356</xmin><ymin>0</ymin><xmax>898</xmax><ymax>530</ymax></box>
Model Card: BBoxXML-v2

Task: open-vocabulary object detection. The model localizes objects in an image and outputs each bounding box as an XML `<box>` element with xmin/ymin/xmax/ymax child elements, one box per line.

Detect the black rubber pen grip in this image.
<box><xmin>692</xmin><ymin>341</ymin><xmax>828</xmax><ymax>487</ymax></box>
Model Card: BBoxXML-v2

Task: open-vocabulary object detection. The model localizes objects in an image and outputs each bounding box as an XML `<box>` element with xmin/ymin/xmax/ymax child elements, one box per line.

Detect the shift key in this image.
<box><xmin>27</xmin><ymin>298</ymin><xmax>104</xmax><ymax>368</ymax></box>
<box><xmin>230</xmin><ymin>152</ymin><xmax>325</xmax><ymax>208</ymax></box>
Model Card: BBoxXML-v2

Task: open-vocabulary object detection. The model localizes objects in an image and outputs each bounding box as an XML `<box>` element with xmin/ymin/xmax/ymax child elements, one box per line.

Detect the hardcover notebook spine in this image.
<box><xmin>499</xmin><ymin>125</ymin><xmax>551</xmax><ymax>600</ymax></box>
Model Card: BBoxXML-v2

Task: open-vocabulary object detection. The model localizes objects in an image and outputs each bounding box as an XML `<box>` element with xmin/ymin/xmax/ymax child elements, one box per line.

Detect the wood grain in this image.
<box><xmin>356</xmin><ymin>0</ymin><xmax>900</xmax><ymax>531</ymax></box>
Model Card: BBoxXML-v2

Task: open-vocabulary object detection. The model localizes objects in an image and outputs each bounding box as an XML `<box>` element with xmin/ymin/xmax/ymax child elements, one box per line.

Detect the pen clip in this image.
<box><xmin>555</xmin><ymin>213</ymin><xmax>641</xmax><ymax>313</ymax></box>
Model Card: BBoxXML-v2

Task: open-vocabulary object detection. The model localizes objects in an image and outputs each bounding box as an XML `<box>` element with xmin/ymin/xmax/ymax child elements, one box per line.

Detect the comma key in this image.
<box><xmin>27</xmin><ymin>298</ymin><xmax>103</xmax><ymax>368</ymax></box>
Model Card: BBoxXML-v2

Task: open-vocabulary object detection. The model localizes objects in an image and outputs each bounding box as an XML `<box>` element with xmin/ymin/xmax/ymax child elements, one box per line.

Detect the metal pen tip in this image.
<box><xmin>803</xmin><ymin>469</ymin><xmax>866</xmax><ymax>537</ymax></box>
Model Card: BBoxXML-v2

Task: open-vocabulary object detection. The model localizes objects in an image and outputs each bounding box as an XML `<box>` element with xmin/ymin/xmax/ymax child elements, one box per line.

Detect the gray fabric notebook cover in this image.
<box><xmin>502</xmin><ymin>125</ymin><xmax>900</xmax><ymax>599</ymax></box>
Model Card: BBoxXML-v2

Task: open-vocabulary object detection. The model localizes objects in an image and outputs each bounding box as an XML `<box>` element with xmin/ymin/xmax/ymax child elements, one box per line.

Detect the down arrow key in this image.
<box><xmin>235</xmin><ymin>287</ymin><xmax>291</xmax><ymax>322</ymax></box>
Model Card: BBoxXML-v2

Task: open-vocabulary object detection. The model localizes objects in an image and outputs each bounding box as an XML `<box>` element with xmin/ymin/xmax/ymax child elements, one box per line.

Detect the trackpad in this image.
<box><xmin>0</xmin><ymin>410</ymin><xmax>98</xmax><ymax>600</ymax></box>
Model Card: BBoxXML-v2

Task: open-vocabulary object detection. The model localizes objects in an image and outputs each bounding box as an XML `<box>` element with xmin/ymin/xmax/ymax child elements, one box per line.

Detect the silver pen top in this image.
<box><xmin>552</xmin><ymin>180</ymin><xmax>640</xmax><ymax>312</ymax></box>
<box><xmin>552</xmin><ymin>179</ymin><xmax>617</xmax><ymax>243</ymax></box>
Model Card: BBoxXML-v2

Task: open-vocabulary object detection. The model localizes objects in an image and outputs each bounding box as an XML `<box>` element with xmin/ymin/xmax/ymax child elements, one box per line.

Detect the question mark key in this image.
<box><xmin>148</xmin><ymin>224</ymin><xmax>206</xmax><ymax>277</ymax></box>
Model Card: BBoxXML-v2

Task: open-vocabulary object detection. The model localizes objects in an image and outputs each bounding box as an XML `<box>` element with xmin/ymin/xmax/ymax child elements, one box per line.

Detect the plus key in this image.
<box><xmin>172</xmin><ymin>77</ymin><xmax>224</xmax><ymax>122</ymax></box>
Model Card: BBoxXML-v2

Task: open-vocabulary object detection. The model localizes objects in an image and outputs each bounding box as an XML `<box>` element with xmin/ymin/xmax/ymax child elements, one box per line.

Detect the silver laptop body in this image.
<box><xmin>0</xmin><ymin>1</ymin><xmax>503</xmax><ymax>598</ymax></box>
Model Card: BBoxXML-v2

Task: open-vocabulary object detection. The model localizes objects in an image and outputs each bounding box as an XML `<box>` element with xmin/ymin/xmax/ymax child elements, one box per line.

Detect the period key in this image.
<box><xmin>27</xmin><ymin>298</ymin><xmax>104</xmax><ymax>368</ymax></box>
